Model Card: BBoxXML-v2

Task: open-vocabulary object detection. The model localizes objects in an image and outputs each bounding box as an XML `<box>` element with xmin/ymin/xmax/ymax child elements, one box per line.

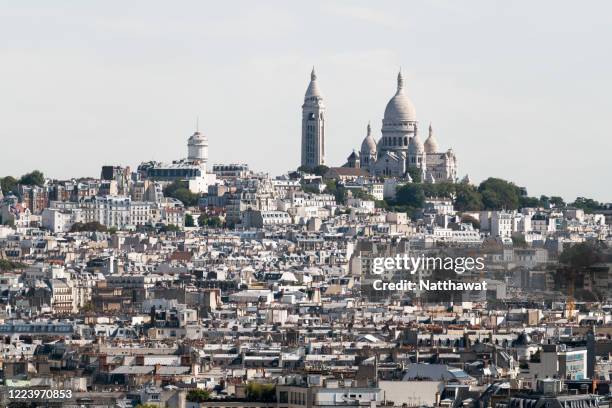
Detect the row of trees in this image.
<box><xmin>391</xmin><ymin>177</ymin><xmax>598</xmax><ymax>213</ymax></box>
<box><xmin>1</xmin><ymin>170</ymin><xmax>46</xmax><ymax>194</ymax></box>
<box><xmin>0</xmin><ymin>260</ymin><xmax>26</xmax><ymax>271</ymax></box>
<box><xmin>183</xmin><ymin>213</ymin><xmax>225</xmax><ymax>228</ymax></box>
<box><xmin>296</xmin><ymin>164</ymin><xmax>603</xmax><ymax>214</ymax></box>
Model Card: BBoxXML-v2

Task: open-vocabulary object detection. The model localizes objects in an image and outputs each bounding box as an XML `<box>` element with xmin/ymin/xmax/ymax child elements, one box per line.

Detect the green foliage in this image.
<box><xmin>70</xmin><ymin>222</ymin><xmax>108</xmax><ymax>232</ymax></box>
<box><xmin>135</xmin><ymin>404</ymin><xmax>159</xmax><ymax>408</ymax></box>
<box><xmin>454</xmin><ymin>184</ymin><xmax>483</xmax><ymax>211</ymax></box>
<box><xmin>0</xmin><ymin>260</ymin><xmax>26</xmax><ymax>271</ymax></box>
<box><xmin>301</xmin><ymin>184</ymin><xmax>320</xmax><ymax>194</ymax></box>
<box><xmin>421</xmin><ymin>182</ymin><xmax>455</xmax><ymax>199</ymax></box>
<box><xmin>18</xmin><ymin>170</ymin><xmax>45</xmax><ymax>186</ymax></box>
<box><xmin>325</xmin><ymin>180</ymin><xmax>346</xmax><ymax>204</ymax></box>
<box><xmin>312</xmin><ymin>165</ymin><xmax>329</xmax><ymax>176</ymax></box>
<box><xmin>163</xmin><ymin>181</ymin><xmax>200</xmax><ymax>206</ymax></box>
<box><xmin>559</xmin><ymin>242</ymin><xmax>605</xmax><ymax>269</ymax></box>
<box><xmin>246</xmin><ymin>382</ymin><xmax>276</xmax><ymax>402</ymax></box>
<box><xmin>198</xmin><ymin>214</ymin><xmax>223</xmax><ymax>228</ymax></box>
<box><xmin>395</xmin><ymin>184</ymin><xmax>425</xmax><ymax>208</ymax></box>
<box><xmin>350</xmin><ymin>189</ymin><xmax>376</xmax><ymax>201</ymax></box>
<box><xmin>406</xmin><ymin>167</ymin><xmax>422</xmax><ymax>183</ymax></box>
<box><xmin>186</xmin><ymin>389</ymin><xmax>211</xmax><ymax>403</ymax></box>
<box><xmin>461</xmin><ymin>214</ymin><xmax>480</xmax><ymax>229</ymax></box>
<box><xmin>298</xmin><ymin>164</ymin><xmax>329</xmax><ymax>177</ymax></box>
<box><xmin>549</xmin><ymin>196</ymin><xmax>565</xmax><ymax>208</ymax></box>
<box><xmin>511</xmin><ymin>234</ymin><xmax>527</xmax><ymax>247</ymax></box>
<box><xmin>160</xmin><ymin>224</ymin><xmax>182</xmax><ymax>233</ymax></box>
<box><xmin>519</xmin><ymin>196</ymin><xmax>541</xmax><ymax>208</ymax></box>
<box><xmin>478</xmin><ymin>178</ymin><xmax>521</xmax><ymax>210</ymax></box>
<box><xmin>570</xmin><ymin>197</ymin><xmax>602</xmax><ymax>213</ymax></box>
<box><xmin>375</xmin><ymin>200</ymin><xmax>389</xmax><ymax>209</ymax></box>
<box><xmin>185</xmin><ymin>213</ymin><xmax>195</xmax><ymax>227</ymax></box>
<box><xmin>1</xmin><ymin>176</ymin><xmax>17</xmax><ymax>194</ymax></box>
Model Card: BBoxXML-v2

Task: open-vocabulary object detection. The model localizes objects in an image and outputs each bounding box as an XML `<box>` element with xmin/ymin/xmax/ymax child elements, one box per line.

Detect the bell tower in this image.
<box><xmin>301</xmin><ymin>67</ymin><xmax>326</xmax><ymax>169</ymax></box>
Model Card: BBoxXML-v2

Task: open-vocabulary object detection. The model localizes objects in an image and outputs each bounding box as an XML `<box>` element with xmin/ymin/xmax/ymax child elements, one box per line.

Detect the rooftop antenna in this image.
<box><xmin>196</xmin><ymin>116</ymin><xmax>199</xmax><ymax>132</ymax></box>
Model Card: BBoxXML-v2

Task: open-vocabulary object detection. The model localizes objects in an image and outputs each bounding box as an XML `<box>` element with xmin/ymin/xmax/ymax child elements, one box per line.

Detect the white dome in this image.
<box><xmin>383</xmin><ymin>71</ymin><xmax>416</xmax><ymax>122</ymax></box>
<box><xmin>408</xmin><ymin>134</ymin><xmax>424</xmax><ymax>154</ymax></box>
<box><xmin>424</xmin><ymin>124</ymin><xmax>438</xmax><ymax>154</ymax></box>
<box><xmin>188</xmin><ymin>131</ymin><xmax>207</xmax><ymax>145</ymax></box>
<box><xmin>360</xmin><ymin>123</ymin><xmax>377</xmax><ymax>154</ymax></box>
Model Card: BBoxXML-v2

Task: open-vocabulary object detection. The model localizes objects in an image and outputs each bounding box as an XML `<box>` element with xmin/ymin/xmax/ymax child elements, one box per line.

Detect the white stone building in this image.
<box><xmin>336</xmin><ymin>71</ymin><xmax>458</xmax><ymax>182</ymax></box>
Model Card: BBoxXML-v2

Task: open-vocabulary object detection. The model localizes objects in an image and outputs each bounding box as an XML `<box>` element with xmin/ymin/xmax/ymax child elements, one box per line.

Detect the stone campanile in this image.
<box><xmin>301</xmin><ymin>67</ymin><xmax>325</xmax><ymax>169</ymax></box>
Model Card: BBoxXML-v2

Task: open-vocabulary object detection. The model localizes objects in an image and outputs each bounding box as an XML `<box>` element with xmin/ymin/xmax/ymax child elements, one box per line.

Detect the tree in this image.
<box><xmin>70</xmin><ymin>222</ymin><xmax>107</xmax><ymax>232</ymax></box>
<box><xmin>325</xmin><ymin>180</ymin><xmax>346</xmax><ymax>204</ymax></box>
<box><xmin>135</xmin><ymin>404</ymin><xmax>159</xmax><ymax>408</ymax></box>
<box><xmin>298</xmin><ymin>164</ymin><xmax>328</xmax><ymax>177</ymax></box>
<box><xmin>301</xmin><ymin>184</ymin><xmax>319</xmax><ymax>194</ymax></box>
<box><xmin>246</xmin><ymin>383</ymin><xmax>276</xmax><ymax>402</ymax></box>
<box><xmin>395</xmin><ymin>184</ymin><xmax>425</xmax><ymax>208</ymax></box>
<box><xmin>570</xmin><ymin>197</ymin><xmax>601</xmax><ymax>213</ymax></box>
<box><xmin>461</xmin><ymin>214</ymin><xmax>480</xmax><ymax>229</ymax></box>
<box><xmin>198</xmin><ymin>214</ymin><xmax>225</xmax><ymax>228</ymax></box>
<box><xmin>511</xmin><ymin>234</ymin><xmax>527</xmax><ymax>247</ymax></box>
<box><xmin>406</xmin><ymin>167</ymin><xmax>422</xmax><ymax>183</ymax></box>
<box><xmin>186</xmin><ymin>389</ymin><xmax>211</xmax><ymax>403</ymax></box>
<box><xmin>375</xmin><ymin>200</ymin><xmax>389</xmax><ymax>209</ymax></box>
<box><xmin>163</xmin><ymin>181</ymin><xmax>200</xmax><ymax>206</ymax></box>
<box><xmin>0</xmin><ymin>176</ymin><xmax>17</xmax><ymax>194</ymax></box>
<box><xmin>0</xmin><ymin>260</ymin><xmax>25</xmax><ymax>271</ymax></box>
<box><xmin>312</xmin><ymin>165</ymin><xmax>329</xmax><ymax>177</ymax></box>
<box><xmin>519</xmin><ymin>196</ymin><xmax>541</xmax><ymax>209</ymax></box>
<box><xmin>478</xmin><ymin>178</ymin><xmax>521</xmax><ymax>210</ymax></box>
<box><xmin>160</xmin><ymin>224</ymin><xmax>181</xmax><ymax>233</ymax></box>
<box><xmin>185</xmin><ymin>214</ymin><xmax>195</xmax><ymax>227</ymax></box>
<box><xmin>351</xmin><ymin>189</ymin><xmax>375</xmax><ymax>201</ymax></box>
<box><xmin>207</xmin><ymin>216</ymin><xmax>224</xmax><ymax>228</ymax></box>
<box><xmin>171</xmin><ymin>188</ymin><xmax>199</xmax><ymax>207</ymax></box>
<box><xmin>549</xmin><ymin>196</ymin><xmax>565</xmax><ymax>208</ymax></box>
<box><xmin>559</xmin><ymin>242</ymin><xmax>605</xmax><ymax>269</ymax></box>
<box><xmin>422</xmin><ymin>182</ymin><xmax>455</xmax><ymax>199</ymax></box>
<box><xmin>454</xmin><ymin>184</ymin><xmax>483</xmax><ymax>211</ymax></box>
<box><xmin>19</xmin><ymin>170</ymin><xmax>45</xmax><ymax>186</ymax></box>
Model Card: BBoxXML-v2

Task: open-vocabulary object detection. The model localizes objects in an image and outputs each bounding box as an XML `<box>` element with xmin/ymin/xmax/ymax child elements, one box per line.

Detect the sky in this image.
<box><xmin>0</xmin><ymin>1</ymin><xmax>610</xmax><ymax>202</ymax></box>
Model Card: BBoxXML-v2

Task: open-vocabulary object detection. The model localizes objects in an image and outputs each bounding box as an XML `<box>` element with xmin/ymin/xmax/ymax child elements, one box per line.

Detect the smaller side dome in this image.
<box><xmin>360</xmin><ymin>122</ymin><xmax>377</xmax><ymax>154</ymax></box>
<box><xmin>424</xmin><ymin>123</ymin><xmax>439</xmax><ymax>154</ymax></box>
<box><xmin>408</xmin><ymin>133</ymin><xmax>424</xmax><ymax>154</ymax></box>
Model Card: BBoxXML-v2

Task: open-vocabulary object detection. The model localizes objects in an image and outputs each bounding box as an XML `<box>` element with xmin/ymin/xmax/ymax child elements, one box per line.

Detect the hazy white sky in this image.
<box><xmin>0</xmin><ymin>1</ymin><xmax>610</xmax><ymax>202</ymax></box>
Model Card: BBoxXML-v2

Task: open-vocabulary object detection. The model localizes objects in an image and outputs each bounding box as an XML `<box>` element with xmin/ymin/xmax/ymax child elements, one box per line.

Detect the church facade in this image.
<box><xmin>301</xmin><ymin>69</ymin><xmax>458</xmax><ymax>182</ymax></box>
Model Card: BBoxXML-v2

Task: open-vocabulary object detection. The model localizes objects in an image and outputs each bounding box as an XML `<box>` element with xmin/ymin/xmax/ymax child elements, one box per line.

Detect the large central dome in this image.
<box><xmin>383</xmin><ymin>71</ymin><xmax>416</xmax><ymax>122</ymax></box>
